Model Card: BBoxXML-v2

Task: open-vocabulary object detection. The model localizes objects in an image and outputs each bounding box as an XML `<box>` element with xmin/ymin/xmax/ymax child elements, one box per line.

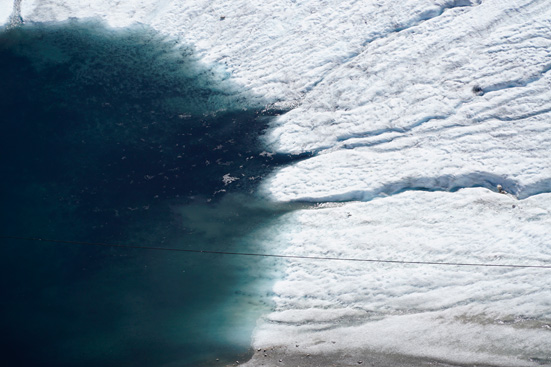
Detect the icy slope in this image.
<box><xmin>246</xmin><ymin>188</ymin><xmax>551</xmax><ymax>366</ymax></box>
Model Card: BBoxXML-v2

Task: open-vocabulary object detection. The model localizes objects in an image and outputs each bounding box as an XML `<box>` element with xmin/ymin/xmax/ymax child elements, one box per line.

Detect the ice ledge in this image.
<box><xmin>265</xmin><ymin>172</ymin><xmax>551</xmax><ymax>204</ymax></box>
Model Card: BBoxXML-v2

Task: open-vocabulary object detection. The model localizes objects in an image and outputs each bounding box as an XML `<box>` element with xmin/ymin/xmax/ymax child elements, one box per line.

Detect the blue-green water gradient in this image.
<box><xmin>0</xmin><ymin>20</ymin><xmax>304</xmax><ymax>367</ymax></box>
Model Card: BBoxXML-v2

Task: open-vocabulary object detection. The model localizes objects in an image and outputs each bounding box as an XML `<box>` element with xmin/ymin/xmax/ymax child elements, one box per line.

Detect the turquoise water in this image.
<box><xmin>0</xmin><ymin>20</ymin><xmax>303</xmax><ymax>367</ymax></box>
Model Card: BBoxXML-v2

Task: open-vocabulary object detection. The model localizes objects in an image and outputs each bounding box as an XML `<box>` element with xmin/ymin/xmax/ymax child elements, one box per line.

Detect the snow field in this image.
<box><xmin>0</xmin><ymin>2</ymin><xmax>12</xmax><ymax>26</ymax></box>
<box><xmin>250</xmin><ymin>189</ymin><xmax>551</xmax><ymax>365</ymax></box>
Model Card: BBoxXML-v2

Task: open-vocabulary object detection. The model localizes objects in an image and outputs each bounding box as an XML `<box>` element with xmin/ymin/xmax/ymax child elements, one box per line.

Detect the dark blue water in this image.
<box><xmin>0</xmin><ymin>20</ymin><xmax>304</xmax><ymax>367</ymax></box>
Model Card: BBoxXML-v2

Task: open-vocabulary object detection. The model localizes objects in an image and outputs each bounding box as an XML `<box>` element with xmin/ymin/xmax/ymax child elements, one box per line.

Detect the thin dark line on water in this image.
<box><xmin>2</xmin><ymin>235</ymin><xmax>551</xmax><ymax>269</ymax></box>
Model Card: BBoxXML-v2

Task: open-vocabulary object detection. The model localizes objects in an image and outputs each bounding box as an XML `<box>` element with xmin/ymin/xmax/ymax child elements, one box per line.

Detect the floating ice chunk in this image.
<box><xmin>222</xmin><ymin>173</ymin><xmax>239</xmax><ymax>185</ymax></box>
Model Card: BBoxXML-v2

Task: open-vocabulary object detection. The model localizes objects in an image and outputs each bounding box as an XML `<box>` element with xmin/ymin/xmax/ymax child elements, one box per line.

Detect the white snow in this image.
<box><xmin>14</xmin><ymin>0</ymin><xmax>490</xmax><ymax>105</ymax></box>
<box><xmin>264</xmin><ymin>6</ymin><xmax>551</xmax><ymax>153</ymax></box>
<box><xmin>249</xmin><ymin>189</ymin><xmax>551</xmax><ymax>365</ymax></box>
<box><xmin>0</xmin><ymin>2</ymin><xmax>12</xmax><ymax>27</ymax></box>
<box><xmin>17</xmin><ymin>0</ymin><xmax>167</xmax><ymax>28</ymax></box>
<box><xmin>4</xmin><ymin>0</ymin><xmax>551</xmax><ymax>365</ymax></box>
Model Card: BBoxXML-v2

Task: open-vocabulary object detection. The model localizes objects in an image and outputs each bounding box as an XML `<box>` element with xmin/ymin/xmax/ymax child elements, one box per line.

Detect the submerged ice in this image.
<box><xmin>4</xmin><ymin>0</ymin><xmax>551</xmax><ymax>366</ymax></box>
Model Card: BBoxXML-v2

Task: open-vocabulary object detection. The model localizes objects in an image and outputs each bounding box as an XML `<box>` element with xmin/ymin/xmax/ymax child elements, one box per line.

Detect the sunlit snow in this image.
<box><xmin>5</xmin><ymin>0</ymin><xmax>551</xmax><ymax>365</ymax></box>
<box><xmin>250</xmin><ymin>189</ymin><xmax>551</xmax><ymax>365</ymax></box>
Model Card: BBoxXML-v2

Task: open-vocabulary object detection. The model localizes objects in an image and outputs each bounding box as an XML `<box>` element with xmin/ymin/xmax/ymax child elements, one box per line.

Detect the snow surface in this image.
<box><xmin>5</xmin><ymin>0</ymin><xmax>551</xmax><ymax>365</ymax></box>
<box><xmin>249</xmin><ymin>189</ymin><xmax>551</xmax><ymax>365</ymax></box>
<box><xmin>0</xmin><ymin>0</ymin><xmax>15</xmax><ymax>27</ymax></box>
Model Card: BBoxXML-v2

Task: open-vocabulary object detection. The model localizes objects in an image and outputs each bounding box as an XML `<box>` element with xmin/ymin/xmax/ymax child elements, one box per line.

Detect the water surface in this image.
<box><xmin>0</xmin><ymin>20</ymin><xmax>301</xmax><ymax>367</ymax></box>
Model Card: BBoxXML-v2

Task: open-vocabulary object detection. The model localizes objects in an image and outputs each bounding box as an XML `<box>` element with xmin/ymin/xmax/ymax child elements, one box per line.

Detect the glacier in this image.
<box><xmin>4</xmin><ymin>0</ymin><xmax>551</xmax><ymax>366</ymax></box>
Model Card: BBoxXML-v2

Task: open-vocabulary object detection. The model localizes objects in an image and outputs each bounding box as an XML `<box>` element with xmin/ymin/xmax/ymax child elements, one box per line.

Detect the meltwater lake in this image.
<box><xmin>0</xmin><ymin>20</ymin><xmax>304</xmax><ymax>367</ymax></box>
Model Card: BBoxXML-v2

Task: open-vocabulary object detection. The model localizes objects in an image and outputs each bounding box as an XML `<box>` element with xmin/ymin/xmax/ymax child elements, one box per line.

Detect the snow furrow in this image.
<box><xmin>482</xmin><ymin>108</ymin><xmax>551</xmax><ymax>123</ymax></box>
<box><xmin>300</xmin><ymin>0</ymin><xmax>481</xmax><ymax>97</ymax></box>
<box><xmin>481</xmin><ymin>64</ymin><xmax>551</xmax><ymax>95</ymax></box>
<box><xmin>270</xmin><ymin>172</ymin><xmax>551</xmax><ymax>204</ymax></box>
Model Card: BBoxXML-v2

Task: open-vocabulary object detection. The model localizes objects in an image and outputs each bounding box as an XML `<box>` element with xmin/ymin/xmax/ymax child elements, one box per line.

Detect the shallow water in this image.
<box><xmin>0</xmin><ymin>20</ymin><xmax>301</xmax><ymax>367</ymax></box>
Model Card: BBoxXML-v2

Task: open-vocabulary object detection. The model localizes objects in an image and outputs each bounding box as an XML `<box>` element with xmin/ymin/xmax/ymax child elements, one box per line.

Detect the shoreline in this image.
<box><xmin>233</xmin><ymin>346</ymin><xmax>525</xmax><ymax>367</ymax></box>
